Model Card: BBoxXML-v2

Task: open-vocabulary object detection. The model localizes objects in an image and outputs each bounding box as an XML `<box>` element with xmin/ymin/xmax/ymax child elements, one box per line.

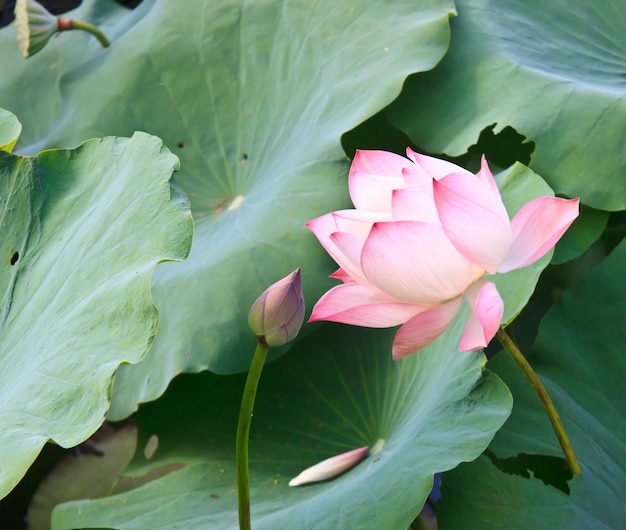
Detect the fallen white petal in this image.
<box><xmin>289</xmin><ymin>446</ymin><xmax>369</xmax><ymax>486</ymax></box>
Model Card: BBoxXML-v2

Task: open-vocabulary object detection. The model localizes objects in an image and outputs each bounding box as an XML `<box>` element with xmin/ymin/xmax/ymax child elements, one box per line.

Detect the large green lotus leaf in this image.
<box><xmin>386</xmin><ymin>0</ymin><xmax>626</xmax><ymax>210</ymax></box>
<box><xmin>438</xmin><ymin>454</ymin><xmax>579</xmax><ymax>529</ymax></box>
<box><xmin>437</xmin><ymin>238</ymin><xmax>626</xmax><ymax>528</ymax></box>
<box><xmin>0</xmin><ymin>108</ymin><xmax>21</xmax><ymax>152</ymax></box>
<box><xmin>0</xmin><ymin>127</ymin><xmax>193</xmax><ymax>499</ymax></box>
<box><xmin>51</xmin><ymin>318</ymin><xmax>512</xmax><ymax>530</ymax></box>
<box><xmin>0</xmin><ymin>0</ymin><xmax>457</xmax><ymax>417</ymax></box>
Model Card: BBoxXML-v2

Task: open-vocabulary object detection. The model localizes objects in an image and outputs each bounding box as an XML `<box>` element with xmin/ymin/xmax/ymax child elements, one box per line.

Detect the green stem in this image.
<box><xmin>60</xmin><ymin>18</ymin><xmax>110</xmax><ymax>47</ymax></box>
<box><xmin>496</xmin><ymin>327</ymin><xmax>581</xmax><ymax>475</ymax></box>
<box><xmin>236</xmin><ymin>341</ymin><xmax>270</xmax><ymax>530</ymax></box>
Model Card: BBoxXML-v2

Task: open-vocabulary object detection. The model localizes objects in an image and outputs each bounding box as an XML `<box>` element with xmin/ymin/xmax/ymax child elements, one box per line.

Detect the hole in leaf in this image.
<box><xmin>341</xmin><ymin>110</ymin><xmax>416</xmax><ymax>159</ymax></box>
<box><xmin>177</xmin><ymin>142</ymin><xmax>185</xmax><ymax>149</ymax></box>
<box><xmin>603</xmin><ymin>210</ymin><xmax>626</xmax><ymax>254</ymax></box>
<box><xmin>10</xmin><ymin>252</ymin><xmax>19</xmax><ymax>266</ymax></box>
<box><xmin>466</xmin><ymin>124</ymin><xmax>535</xmax><ymax>168</ymax></box>
<box><xmin>485</xmin><ymin>449</ymin><xmax>573</xmax><ymax>494</ymax></box>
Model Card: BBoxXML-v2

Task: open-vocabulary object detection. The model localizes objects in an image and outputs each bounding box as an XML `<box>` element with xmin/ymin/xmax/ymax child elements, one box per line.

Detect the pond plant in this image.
<box><xmin>0</xmin><ymin>1</ymin><xmax>624</xmax><ymax>529</ymax></box>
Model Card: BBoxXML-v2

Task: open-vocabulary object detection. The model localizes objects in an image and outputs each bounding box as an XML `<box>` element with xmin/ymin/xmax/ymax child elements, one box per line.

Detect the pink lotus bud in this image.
<box><xmin>289</xmin><ymin>446</ymin><xmax>369</xmax><ymax>486</ymax></box>
<box><xmin>248</xmin><ymin>268</ymin><xmax>304</xmax><ymax>347</ymax></box>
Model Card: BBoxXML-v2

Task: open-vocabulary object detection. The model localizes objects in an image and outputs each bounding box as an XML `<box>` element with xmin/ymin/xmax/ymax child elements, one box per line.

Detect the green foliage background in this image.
<box><xmin>0</xmin><ymin>0</ymin><xmax>623</xmax><ymax>528</ymax></box>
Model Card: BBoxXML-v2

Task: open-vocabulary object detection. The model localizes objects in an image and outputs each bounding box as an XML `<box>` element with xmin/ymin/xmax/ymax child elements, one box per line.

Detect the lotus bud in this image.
<box><xmin>248</xmin><ymin>268</ymin><xmax>304</xmax><ymax>348</ymax></box>
<box><xmin>14</xmin><ymin>0</ymin><xmax>57</xmax><ymax>58</ymax></box>
<box><xmin>289</xmin><ymin>446</ymin><xmax>369</xmax><ymax>486</ymax></box>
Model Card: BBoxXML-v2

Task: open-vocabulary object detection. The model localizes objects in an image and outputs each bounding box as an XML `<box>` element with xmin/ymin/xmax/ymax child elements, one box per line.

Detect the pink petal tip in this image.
<box><xmin>289</xmin><ymin>446</ymin><xmax>369</xmax><ymax>486</ymax></box>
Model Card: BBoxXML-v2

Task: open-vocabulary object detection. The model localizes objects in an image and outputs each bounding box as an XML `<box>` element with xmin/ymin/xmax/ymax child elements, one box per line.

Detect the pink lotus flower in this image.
<box><xmin>307</xmin><ymin>149</ymin><xmax>579</xmax><ymax>359</ymax></box>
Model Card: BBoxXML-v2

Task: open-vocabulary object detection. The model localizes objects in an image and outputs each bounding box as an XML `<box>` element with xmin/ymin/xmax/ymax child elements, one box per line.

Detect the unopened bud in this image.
<box><xmin>289</xmin><ymin>446</ymin><xmax>369</xmax><ymax>486</ymax></box>
<box><xmin>248</xmin><ymin>268</ymin><xmax>304</xmax><ymax>348</ymax></box>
